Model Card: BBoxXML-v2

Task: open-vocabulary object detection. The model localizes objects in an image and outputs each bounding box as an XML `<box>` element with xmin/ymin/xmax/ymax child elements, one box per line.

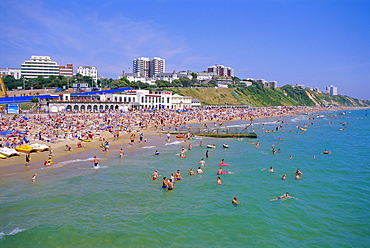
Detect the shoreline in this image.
<box><xmin>0</xmin><ymin>106</ymin><xmax>367</xmax><ymax>176</ymax></box>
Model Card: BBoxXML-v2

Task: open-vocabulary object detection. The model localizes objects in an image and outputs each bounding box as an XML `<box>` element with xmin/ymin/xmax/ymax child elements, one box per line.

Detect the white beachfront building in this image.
<box><xmin>44</xmin><ymin>89</ymin><xmax>199</xmax><ymax>112</ymax></box>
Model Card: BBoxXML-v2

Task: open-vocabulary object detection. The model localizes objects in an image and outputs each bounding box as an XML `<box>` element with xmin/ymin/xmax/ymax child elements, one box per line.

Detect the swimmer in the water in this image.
<box><xmin>170</xmin><ymin>173</ymin><xmax>175</xmax><ymax>182</ymax></box>
<box><xmin>205</xmin><ymin>150</ymin><xmax>210</xmax><ymax>158</ymax></box>
<box><xmin>232</xmin><ymin>197</ymin><xmax>240</xmax><ymax>205</ymax></box>
<box><xmin>296</xmin><ymin>168</ymin><xmax>303</xmax><ymax>175</ymax></box>
<box><xmin>270</xmin><ymin>192</ymin><xmax>298</xmax><ymax>201</ymax></box>
<box><xmin>119</xmin><ymin>148</ymin><xmax>124</xmax><ymax>157</ymax></box>
<box><xmin>189</xmin><ymin>169</ymin><xmax>196</xmax><ymax>175</ymax></box>
<box><xmin>281</xmin><ymin>174</ymin><xmax>287</xmax><ymax>180</ymax></box>
<box><xmin>31</xmin><ymin>174</ymin><xmax>37</xmax><ymax>183</ymax></box>
<box><xmin>323</xmin><ymin>150</ymin><xmax>330</xmax><ymax>154</ymax></box>
<box><xmin>269</xmin><ymin>166</ymin><xmax>275</xmax><ymax>173</ymax></box>
<box><xmin>217</xmin><ymin>176</ymin><xmax>222</xmax><ymax>185</ymax></box>
<box><xmin>219</xmin><ymin>159</ymin><xmax>225</xmax><ymax>165</ymax></box>
<box><xmin>162</xmin><ymin>177</ymin><xmax>168</xmax><ymax>188</ymax></box>
<box><xmin>175</xmin><ymin>170</ymin><xmax>183</xmax><ymax>180</ymax></box>
<box><xmin>151</xmin><ymin>170</ymin><xmax>161</xmax><ymax>180</ymax></box>
<box><xmin>167</xmin><ymin>179</ymin><xmax>174</xmax><ymax>190</ymax></box>
<box><xmin>91</xmin><ymin>156</ymin><xmax>100</xmax><ymax>167</ymax></box>
<box><xmin>197</xmin><ymin>167</ymin><xmax>203</xmax><ymax>174</ymax></box>
<box><xmin>217</xmin><ymin>167</ymin><xmax>223</xmax><ymax>175</ymax></box>
<box><xmin>198</xmin><ymin>158</ymin><xmax>206</xmax><ymax>166</ymax></box>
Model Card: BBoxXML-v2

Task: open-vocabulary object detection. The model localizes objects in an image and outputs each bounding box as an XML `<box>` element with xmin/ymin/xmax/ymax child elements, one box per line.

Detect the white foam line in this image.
<box><xmin>0</xmin><ymin>228</ymin><xmax>26</xmax><ymax>238</ymax></box>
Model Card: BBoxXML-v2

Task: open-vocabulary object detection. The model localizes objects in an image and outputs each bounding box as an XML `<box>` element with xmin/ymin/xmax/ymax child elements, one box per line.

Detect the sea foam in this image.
<box><xmin>0</xmin><ymin>228</ymin><xmax>26</xmax><ymax>238</ymax></box>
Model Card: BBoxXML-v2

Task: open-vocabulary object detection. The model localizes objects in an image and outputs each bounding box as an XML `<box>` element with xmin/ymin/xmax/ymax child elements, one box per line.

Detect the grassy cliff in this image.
<box><xmin>170</xmin><ymin>85</ymin><xmax>370</xmax><ymax>107</ymax></box>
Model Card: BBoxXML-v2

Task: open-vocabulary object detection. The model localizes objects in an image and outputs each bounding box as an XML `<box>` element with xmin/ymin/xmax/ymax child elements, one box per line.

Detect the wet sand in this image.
<box><xmin>0</xmin><ymin>130</ymin><xmax>159</xmax><ymax>175</ymax></box>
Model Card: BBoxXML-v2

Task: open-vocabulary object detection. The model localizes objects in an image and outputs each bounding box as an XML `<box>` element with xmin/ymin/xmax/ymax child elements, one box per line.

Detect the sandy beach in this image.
<box><xmin>0</xmin><ymin>106</ymin><xmax>365</xmax><ymax>175</ymax></box>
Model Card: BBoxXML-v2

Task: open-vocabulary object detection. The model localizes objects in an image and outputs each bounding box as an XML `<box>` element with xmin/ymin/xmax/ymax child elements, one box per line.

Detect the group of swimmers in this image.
<box><xmin>150</xmin><ymin>169</ymin><xmax>184</xmax><ymax>191</ymax></box>
<box><xmin>269</xmin><ymin>168</ymin><xmax>304</xmax><ymax>180</ymax></box>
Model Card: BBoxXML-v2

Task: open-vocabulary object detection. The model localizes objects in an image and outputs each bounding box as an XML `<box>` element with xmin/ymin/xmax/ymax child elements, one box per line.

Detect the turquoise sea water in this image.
<box><xmin>1</xmin><ymin>109</ymin><xmax>369</xmax><ymax>247</ymax></box>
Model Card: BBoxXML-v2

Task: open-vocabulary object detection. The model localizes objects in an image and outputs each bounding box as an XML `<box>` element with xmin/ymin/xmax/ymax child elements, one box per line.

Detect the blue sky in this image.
<box><xmin>1</xmin><ymin>0</ymin><xmax>369</xmax><ymax>99</ymax></box>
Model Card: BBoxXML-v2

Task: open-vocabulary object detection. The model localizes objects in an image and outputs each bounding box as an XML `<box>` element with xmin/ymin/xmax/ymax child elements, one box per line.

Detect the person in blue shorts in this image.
<box><xmin>162</xmin><ymin>177</ymin><xmax>168</xmax><ymax>188</ymax></box>
<box><xmin>175</xmin><ymin>170</ymin><xmax>182</xmax><ymax>180</ymax></box>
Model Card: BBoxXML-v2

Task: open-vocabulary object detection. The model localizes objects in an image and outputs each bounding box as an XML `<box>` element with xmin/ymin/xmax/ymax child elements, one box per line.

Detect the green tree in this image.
<box><xmin>27</xmin><ymin>78</ymin><xmax>42</xmax><ymax>89</ymax></box>
<box><xmin>179</xmin><ymin>77</ymin><xmax>192</xmax><ymax>87</ymax></box>
<box><xmin>155</xmin><ymin>80</ymin><xmax>171</xmax><ymax>88</ymax></box>
<box><xmin>110</xmin><ymin>80</ymin><xmax>126</xmax><ymax>89</ymax></box>
<box><xmin>190</xmin><ymin>72</ymin><xmax>197</xmax><ymax>80</ymax></box>
<box><xmin>3</xmin><ymin>75</ymin><xmax>23</xmax><ymax>90</ymax></box>
<box><xmin>232</xmin><ymin>76</ymin><xmax>240</xmax><ymax>83</ymax></box>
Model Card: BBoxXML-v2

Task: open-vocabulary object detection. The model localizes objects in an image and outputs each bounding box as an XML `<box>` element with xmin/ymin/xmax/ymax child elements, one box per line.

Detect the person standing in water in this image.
<box><xmin>167</xmin><ymin>179</ymin><xmax>174</xmax><ymax>190</ymax></box>
<box><xmin>166</xmin><ymin>132</ymin><xmax>171</xmax><ymax>142</ymax></box>
<box><xmin>92</xmin><ymin>156</ymin><xmax>100</xmax><ymax>168</ymax></box>
<box><xmin>31</xmin><ymin>174</ymin><xmax>37</xmax><ymax>183</ymax></box>
<box><xmin>198</xmin><ymin>159</ymin><xmax>206</xmax><ymax>166</ymax></box>
<box><xmin>119</xmin><ymin>148</ymin><xmax>124</xmax><ymax>158</ymax></box>
<box><xmin>162</xmin><ymin>177</ymin><xmax>168</xmax><ymax>188</ymax></box>
<box><xmin>217</xmin><ymin>177</ymin><xmax>222</xmax><ymax>185</ymax></box>
<box><xmin>25</xmin><ymin>152</ymin><xmax>31</xmax><ymax>167</ymax></box>
<box><xmin>175</xmin><ymin>170</ymin><xmax>183</xmax><ymax>180</ymax></box>
<box><xmin>151</xmin><ymin>170</ymin><xmax>161</xmax><ymax>180</ymax></box>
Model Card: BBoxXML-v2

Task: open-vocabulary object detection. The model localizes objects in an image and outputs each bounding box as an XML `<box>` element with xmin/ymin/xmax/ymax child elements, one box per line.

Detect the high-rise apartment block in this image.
<box><xmin>133</xmin><ymin>57</ymin><xmax>150</xmax><ymax>77</ymax></box>
<box><xmin>21</xmin><ymin>55</ymin><xmax>60</xmax><ymax>79</ymax></box>
<box><xmin>149</xmin><ymin>57</ymin><xmax>165</xmax><ymax>77</ymax></box>
<box><xmin>133</xmin><ymin>57</ymin><xmax>165</xmax><ymax>77</ymax></box>
<box><xmin>77</xmin><ymin>66</ymin><xmax>98</xmax><ymax>82</ymax></box>
<box><xmin>207</xmin><ymin>64</ymin><xmax>234</xmax><ymax>77</ymax></box>
<box><xmin>59</xmin><ymin>64</ymin><xmax>74</xmax><ymax>78</ymax></box>
<box><xmin>326</xmin><ymin>85</ymin><xmax>338</xmax><ymax>95</ymax></box>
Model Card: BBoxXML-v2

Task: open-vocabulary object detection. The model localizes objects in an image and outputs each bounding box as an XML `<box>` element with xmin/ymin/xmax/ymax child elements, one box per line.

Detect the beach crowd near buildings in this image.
<box><xmin>0</xmin><ymin>105</ymin><xmax>354</xmax><ymax>169</ymax></box>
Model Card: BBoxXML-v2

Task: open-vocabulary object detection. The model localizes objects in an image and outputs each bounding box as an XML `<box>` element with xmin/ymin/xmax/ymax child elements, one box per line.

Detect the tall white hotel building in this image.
<box><xmin>21</xmin><ymin>55</ymin><xmax>60</xmax><ymax>79</ymax></box>
<box><xmin>133</xmin><ymin>57</ymin><xmax>165</xmax><ymax>77</ymax></box>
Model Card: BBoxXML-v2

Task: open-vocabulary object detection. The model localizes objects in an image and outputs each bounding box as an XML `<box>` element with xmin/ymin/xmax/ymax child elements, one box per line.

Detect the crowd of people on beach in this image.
<box><xmin>0</xmin><ymin>105</ymin><xmax>351</xmax><ymax>201</ymax></box>
<box><xmin>0</xmin><ymin>106</ymin><xmax>313</xmax><ymax>169</ymax></box>
<box><xmin>0</xmin><ymin>106</ymin><xmax>328</xmax><ymax>148</ymax></box>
